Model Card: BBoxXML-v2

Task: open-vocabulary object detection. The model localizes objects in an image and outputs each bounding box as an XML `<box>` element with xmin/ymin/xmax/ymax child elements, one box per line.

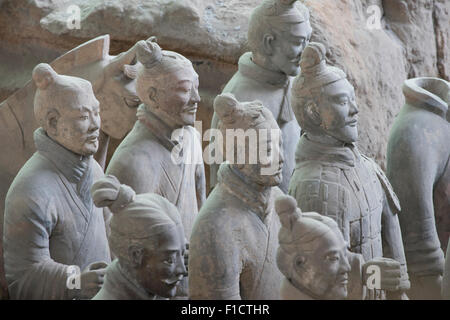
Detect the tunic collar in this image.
<box><xmin>238</xmin><ymin>52</ymin><xmax>295</xmax><ymax>124</ymax></box>
<box><xmin>280</xmin><ymin>278</ymin><xmax>318</xmax><ymax>300</ymax></box>
<box><xmin>217</xmin><ymin>163</ymin><xmax>274</xmax><ymax>222</ymax></box>
<box><xmin>239</xmin><ymin>52</ymin><xmax>289</xmax><ymax>87</ymax></box>
<box><xmin>136</xmin><ymin>104</ymin><xmax>178</xmax><ymax>151</ymax></box>
<box><xmin>295</xmin><ymin>134</ymin><xmax>360</xmax><ymax>170</ymax></box>
<box><xmin>34</xmin><ymin>127</ymin><xmax>92</xmax><ymax>183</ymax></box>
<box><xmin>403</xmin><ymin>77</ymin><xmax>449</xmax><ymax>121</ymax></box>
<box><xmin>34</xmin><ymin>128</ymin><xmax>94</xmax><ymax>210</ymax></box>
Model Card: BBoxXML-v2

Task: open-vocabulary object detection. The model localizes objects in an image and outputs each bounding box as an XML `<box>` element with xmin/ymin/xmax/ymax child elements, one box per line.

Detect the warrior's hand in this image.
<box><xmin>77</xmin><ymin>261</ymin><xmax>108</xmax><ymax>299</ymax></box>
<box><xmin>362</xmin><ymin>257</ymin><xmax>410</xmax><ymax>293</ymax></box>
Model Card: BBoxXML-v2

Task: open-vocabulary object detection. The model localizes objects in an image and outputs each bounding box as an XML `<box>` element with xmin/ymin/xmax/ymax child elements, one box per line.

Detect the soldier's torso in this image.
<box><xmin>290</xmin><ymin>154</ymin><xmax>385</xmax><ymax>261</ymax></box>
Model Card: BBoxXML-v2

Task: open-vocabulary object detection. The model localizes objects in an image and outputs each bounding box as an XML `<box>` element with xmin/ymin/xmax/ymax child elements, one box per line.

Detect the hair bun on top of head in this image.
<box><xmin>213</xmin><ymin>93</ymin><xmax>240</xmax><ymax>125</ymax></box>
<box><xmin>299</xmin><ymin>42</ymin><xmax>327</xmax><ymax>76</ymax></box>
<box><xmin>136</xmin><ymin>36</ymin><xmax>163</xmax><ymax>69</ymax></box>
<box><xmin>32</xmin><ymin>63</ymin><xmax>57</xmax><ymax>90</ymax></box>
<box><xmin>214</xmin><ymin>93</ymin><xmax>267</xmax><ymax>128</ymax></box>
<box><xmin>275</xmin><ymin>195</ymin><xmax>302</xmax><ymax>231</ymax></box>
<box><xmin>91</xmin><ymin>175</ymin><xmax>136</xmax><ymax>213</ymax></box>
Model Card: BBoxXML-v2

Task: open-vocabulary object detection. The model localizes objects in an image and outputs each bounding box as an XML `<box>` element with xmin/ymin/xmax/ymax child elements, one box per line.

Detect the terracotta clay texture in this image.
<box><xmin>105</xmin><ymin>38</ymin><xmax>206</xmax><ymax>242</ymax></box>
<box><xmin>91</xmin><ymin>175</ymin><xmax>187</xmax><ymax>300</ymax></box>
<box><xmin>209</xmin><ymin>0</ymin><xmax>312</xmax><ymax>194</ymax></box>
<box><xmin>0</xmin><ymin>35</ymin><xmax>144</xmax><ymax>298</ymax></box>
<box><xmin>275</xmin><ymin>195</ymin><xmax>409</xmax><ymax>300</ymax></box>
<box><xmin>386</xmin><ymin>77</ymin><xmax>450</xmax><ymax>299</ymax></box>
<box><xmin>288</xmin><ymin>43</ymin><xmax>409</xmax><ymax>300</ymax></box>
<box><xmin>3</xmin><ymin>64</ymin><xmax>110</xmax><ymax>300</ymax></box>
<box><xmin>189</xmin><ymin>93</ymin><xmax>284</xmax><ymax>299</ymax></box>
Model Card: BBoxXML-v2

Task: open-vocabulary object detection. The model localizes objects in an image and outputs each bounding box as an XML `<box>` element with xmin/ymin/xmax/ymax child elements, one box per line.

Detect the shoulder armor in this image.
<box><xmin>362</xmin><ymin>155</ymin><xmax>401</xmax><ymax>213</ymax></box>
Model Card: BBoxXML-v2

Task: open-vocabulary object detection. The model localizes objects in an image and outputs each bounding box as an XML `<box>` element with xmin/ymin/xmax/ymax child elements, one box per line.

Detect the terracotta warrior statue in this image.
<box><xmin>189</xmin><ymin>93</ymin><xmax>284</xmax><ymax>299</ymax></box>
<box><xmin>3</xmin><ymin>64</ymin><xmax>111</xmax><ymax>299</ymax></box>
<box><xmin>91</xmin><ymin>175</ymin><xmax>187</xmax><ymax>300</ymax></box>
<box><xmin>209</xmin><ymin>0</ymin><xmax>312</xmax><ymax>193</ymax></box>
<box><xmin>106</xmin><ymin>38</ymin><xmax>206</xmax><ymax>241</ymax></box>
<box><xmin>288</xmin><ymin>42</ymin><xmax>409</xmax><ymax>299</ymax></box>
<box><xmin>386</xmin><ymin>77</ymin><xmax>450</xmax><ymax>299</ymax></box>
<box><xmin>275</xmin><ymin>195</ymin><xmax>410</xmax><ymax>300</ymax></box>
<box><xmin>0</xmin><ymin>35</ymin><xmax>143</xmax><ymax>298</ymax></box>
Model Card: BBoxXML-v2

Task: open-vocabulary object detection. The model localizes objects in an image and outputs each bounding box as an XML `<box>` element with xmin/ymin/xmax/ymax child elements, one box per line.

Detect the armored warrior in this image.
<box><xmin>386</xmin><ymin>77</ymin><xmax>450</xmax><ymax>299</ymax></box>
<box><xmin>288</xmin><ymin>43</ymin><xmax>408</xmax><ymax>299</ymax></box>
<box><xmin>189</xmin><ymin>93</ymin><xmax>284</xmax><ymax>300</ymax></box>
<box><xmin>275</xmin><ymin>195</ymin><xmax>409</xmax><ymax>300</ymax></box>
<box><xmin>91</xmin><ymin>175</ymin><xmax>187</xmax><ymax>300</ymax></box>
<box><xmin>3</xmin><ymin>64</ymin><xmax>110</xmax><ymax>299</ymax></box>
<box><xmin>209</xmin><ymin>0</ymin><xmax>312</xmax><ymax>193</ymax></box>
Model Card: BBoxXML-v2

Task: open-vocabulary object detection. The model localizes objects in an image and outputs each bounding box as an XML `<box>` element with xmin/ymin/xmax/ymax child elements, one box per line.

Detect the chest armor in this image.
<box><xmin>294</xmin><ymin>158</ymin><xmax>385</xmax><ymax>262</ymax></box>
<box><xmin>343</xmin><ymin>156</ymin><xmax>384</xmax><ymax>261</ymax></box>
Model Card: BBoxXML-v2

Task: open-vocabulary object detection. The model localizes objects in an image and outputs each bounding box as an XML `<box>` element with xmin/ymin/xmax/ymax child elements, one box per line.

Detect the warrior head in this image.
<box><xmin>292</xmin><ymin>42</ymin><xmax>359</xmax><ymax>144</ymax></box>
<box><xmin>248</xmin><ymin>0</ymin><xmax>312</xmax><ymax>77</ymax></box>
<box><xmin>92</xmin><ymin>175</ymin><xmax>187</xmax><ymax>298</ymax></box>
<box><xmin>135</xmin><ymin>38</ymin><xmax>200</xmax><ymax>128</ymax></box>
<box><xmin>275</xmin><ymin>195</ymin><xmax>351</xmax><ymax>299</ymax></box>
<box><xmin>32</xmin><ymin>63</ymin><xmax>100</xmax><ymax>156</ymax></box>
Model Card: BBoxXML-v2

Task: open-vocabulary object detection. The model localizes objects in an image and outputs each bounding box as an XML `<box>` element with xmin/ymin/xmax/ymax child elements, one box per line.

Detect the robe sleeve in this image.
<box><xmin>188</xmin><ymin>213</ymin><xmax>242</xmax><ymax>300</ymax></box>
<box><xmin>3</xmin><ymin>194</ymin><xmax>72</xmax><ymax>300</ymax></box>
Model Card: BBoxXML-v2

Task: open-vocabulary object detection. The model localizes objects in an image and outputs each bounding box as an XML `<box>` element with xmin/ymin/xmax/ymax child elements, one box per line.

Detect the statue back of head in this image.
<box><xmin>214</xmin><ymin>93</ymin><xmax>284</xmax><ymax>186</ymax></box>
<box><xmin>92</xmin><ymin>175</ymin><xmax>187</xmax><ymax>298</ymax></box>
<box><xmin>275</xmin><ymin>195</ymin><xmax>351</xmax><ymax>299</ymax></box>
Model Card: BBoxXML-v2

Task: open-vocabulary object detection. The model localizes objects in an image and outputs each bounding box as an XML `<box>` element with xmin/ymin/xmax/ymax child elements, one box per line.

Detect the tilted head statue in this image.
<box><xmin>32</xmin><ymin>63</ymin><xmax>100</xmax><ymax>156</ymax></box>
<box><xmin>292</xmin><ymin>42</ymin><xmax>359</xmax><ymax>143</ymax></box>
<box><xmin>135</xmin><ymin>37</ymin><xmax>200</xmax><ymax>128</ymax></box>
<box><xmin>92</xmin><ymin>175</ymin><xmax>187</xmax><ymax>299</ymax></box>
<box><xmin>248</xmin><ymin>0</ymin><xmax>312</xmax><ymax>76</ymax></box>
<box><xmin>214</xmin><ymin>93</ymin><xmax>284</xmax><ymax>187</ymax></box>
<box><xmin>275</xmin><ymin>195</ymin><xmax>351</xmax><ymax>300</ymax></box>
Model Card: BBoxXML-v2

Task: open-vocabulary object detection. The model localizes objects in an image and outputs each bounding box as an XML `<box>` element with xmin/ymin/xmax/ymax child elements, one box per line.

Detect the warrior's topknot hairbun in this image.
<box><xmin>91</xmin><ymin>175</ymin><xmax>136</xmax><ymax>213</ymax></box>
<box><xmin>136</xmin><ymin>37</ymin><xmax>163</xmax><ymax>69</ymax></box>
<box><xmin>32</xmin><ymin>63</ymin><xmax>57</xmax><ymax>90</ymax></box>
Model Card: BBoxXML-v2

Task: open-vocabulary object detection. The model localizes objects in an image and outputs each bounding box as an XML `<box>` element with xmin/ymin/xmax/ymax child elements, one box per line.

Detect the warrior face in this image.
<box><xmin>269</xmin><ymin>21</ymin><xmax>313</xmax><ymax>77</ymax></box>
<box><xmin>134</xmin><ymin>224</ymin><xmax>187</xmax><ymax>298</ymax></box>
<box><xmin>146</xmin><ymin>67</ymin><xmax>200</xmax><ymax>129</ymax></box>
<box><xmin>291</xmin><ymin>229</ymin><xmax>351</xmax><ymax>300</ymax></box>
<box><xmin>48</xmin><ymin>87</ymin><xmax>101</xmax><ymax>156</ymax></box>
<box><xmin>317</xmin><ymin>78</ymin><xmax>359</xmax><ymax>143</ymax></box>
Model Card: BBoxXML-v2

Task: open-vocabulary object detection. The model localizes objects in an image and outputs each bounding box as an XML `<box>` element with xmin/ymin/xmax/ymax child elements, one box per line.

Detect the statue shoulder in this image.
<box><xmin>362</xmin><ymin>155</ymin><xmax>401</xmax><ymax>213</ymax></box>
<box><xmin>289</xmin><ymin>165</ymin><xmax>351</xmax><ymax>217</ymax></box>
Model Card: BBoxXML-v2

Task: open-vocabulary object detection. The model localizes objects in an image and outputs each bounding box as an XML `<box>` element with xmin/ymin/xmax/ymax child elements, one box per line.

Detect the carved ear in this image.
<box><xmin>262</xmin><ymin>33</ymin><xmax>275</xmax><ymax>56</ymax></box>
<box><xmin>128</xmin><ymin>244</ymin><xmax>145</xmax><ymax>267</ymax></box>
<box><xmin>294</xmin><ymin>255</ymin><xmax>306</xmax><ymax>271</ymax></box>
<box><xmin>306</xmin><ymin>100</ymin><xmax>321</xmax><ymax>126</ymax></box>
<box><xmin>45</xmin><ymin>108</ymin><xmax>60</xmax><ymax>136</ymax></box>
<box><xmin>148</xmin><ymin>87</ymin><xmax>158</xmax><ymax>105</ymax></box>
